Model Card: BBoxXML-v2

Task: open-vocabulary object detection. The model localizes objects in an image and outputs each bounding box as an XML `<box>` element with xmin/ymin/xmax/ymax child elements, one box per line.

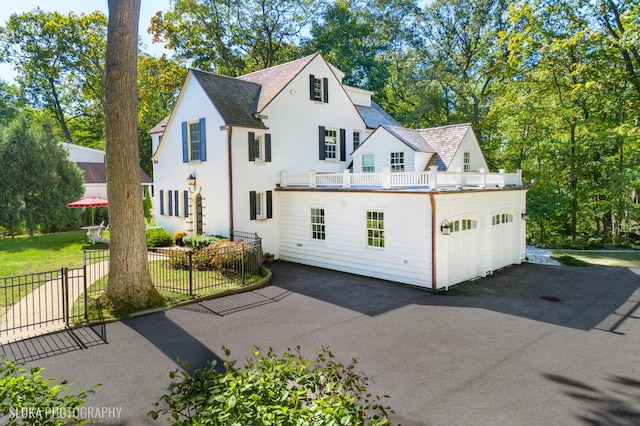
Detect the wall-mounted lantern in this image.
<box><xmin>441</xmin><ymin>220</ymin><xmax>451</xmax><ymax>236</ymax></box>
<box><xmin>187</xmin><ymin>173</ymin><xmax>196</xmax><ymax>192</ymax></box>
<box><xmin>521</xmin><ymin>210</ymin><xmax>529</xmax><ymax>221</ymax></box>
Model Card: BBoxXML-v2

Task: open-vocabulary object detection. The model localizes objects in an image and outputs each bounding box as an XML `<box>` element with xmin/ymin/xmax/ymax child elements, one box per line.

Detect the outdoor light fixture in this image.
<box><xmin>187</xmin><ymin>173</ymin><xmax>196</xmax><ymax>192</ymax></box>
<box><xmin>440</xmin><ymin>220</ymin><xmax>451</xmax><ymax>236</ymax></box>
<box><xmin>521</xmin><ymin>210</ymin><xmax>529</xmax><ymax>221</ymax></box>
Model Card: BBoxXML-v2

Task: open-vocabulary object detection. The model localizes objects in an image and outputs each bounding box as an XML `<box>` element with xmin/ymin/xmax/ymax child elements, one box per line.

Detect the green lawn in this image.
<box><xmin>552</xmin><ymin>250</ymin><xmax>640</xmax><ymax>267</ymax></box>
<box><xmin>0</xmin><ymin>231</ymin><xmax>107</xmax><ymax>278</ymax></box>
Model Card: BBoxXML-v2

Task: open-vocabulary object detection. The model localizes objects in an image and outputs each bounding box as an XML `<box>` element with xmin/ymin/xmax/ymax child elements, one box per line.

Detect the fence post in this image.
<box><xmin>62</xmin><ymin>268</ymin><xmax>70</xmax><ymax>328</ymax></box>
<box><xmin>83</xmin><ymin>253</ymin><xmax>88</xmax><ymax>321</ymax></box>
<box><xmin>188</xmin><ymin>250</ymin><xmax>193</xmax><ymax>296</ymax></box>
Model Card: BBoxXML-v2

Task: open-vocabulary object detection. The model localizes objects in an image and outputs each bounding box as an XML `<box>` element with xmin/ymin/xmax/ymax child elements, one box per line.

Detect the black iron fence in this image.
<box><xmin>0</xmin><ymin>231</ymin><xmax>263</xmax><ymax>343</ymax></box>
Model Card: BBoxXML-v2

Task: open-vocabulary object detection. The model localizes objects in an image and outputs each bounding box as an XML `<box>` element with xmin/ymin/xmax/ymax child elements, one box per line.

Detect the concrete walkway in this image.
<box><xmin>2</xmin><ymin>261</ymin><xmax>638</xmax><ymax>425</ymax></box>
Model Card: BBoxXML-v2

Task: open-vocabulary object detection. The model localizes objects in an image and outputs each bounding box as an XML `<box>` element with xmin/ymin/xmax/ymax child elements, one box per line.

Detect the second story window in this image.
<box><xmin>390</xmin><ymin>152</ymin><xmax>404</xmax><ymax>172</ymax></box>
<box><xmin>248</xmin><ymin>132</ymin><xmax>271</xmax><ymax>162</ymax></box>
<box><xmin>464</xmin><ymin>151</ymin><xmax>471</xmax><ymax>172</ymax></box>
<box><xmin>362</xmin><ymin>154</ymin><xmax>375</xmax><ymax>172</ymax></box>
<box><xmin>182</xmin><ymin>118</ymin><xmax>207</xmax><ymax>163</ymax></box>
<box><xmin>353</xmin><ymin>131</ymin><xmax>361</xmax><ymax>150</ymax></box>
<box><xmin>189</xmin><ymin>122</ymin><xmax>201</xmax><ymax>161</ymax></box>
<box><xmin>325</xmin><ymin>129</ymin><xmax>337</xmax><ymax>160</ymax></box>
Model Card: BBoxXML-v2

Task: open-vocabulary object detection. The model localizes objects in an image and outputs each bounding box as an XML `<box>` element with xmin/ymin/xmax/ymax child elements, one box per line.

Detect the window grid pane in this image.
<box><xmin>390</xmin><ymin>152</ymin><xmax>404</xmax><ymax>172</ymax></box>
<box><xmin>189</xmin><ymin>122</ymin><xmax>201</xmax><ymax>161</ymax></box>
<box><xmin>325</xmin><ymin>129</ymin><xmax>337</xmax><ymax>159</ymax></box>
<box><xmin>463</xmin><ymin>152</ymin><xmax>470</xmax><ymax>172</ymax></box>
<box><xmin>362</xmin><ymin>154</ymin><xmax>374</xmax><ymax>173</ymax></box>
<box><xmin>366</xmin><ymin>211</ymin><xmax>384</xmax><ymax>248</ymax></box>
<box><xmin>353</xmin><ymin>131</ymin><xmax>361</xmax><ymax>149</ymax></box>
<box><xmin>313</xmin><ymin>78</ymin><xmax>322</xmax><ymax>101</ymax></box>
<box><xmin>311</xmin><ymin>208</ymin><xmax>325</xmax><ymax>240</ymax></box>
<box><xmin>254</xmin><ymin>135</ymin><xmax>263</xmax><ymax>161</ymax></box>
<box><xmin>255</xmin><ymin>192</ymin><xmax>263</xmax><ymax>218</ymax></box>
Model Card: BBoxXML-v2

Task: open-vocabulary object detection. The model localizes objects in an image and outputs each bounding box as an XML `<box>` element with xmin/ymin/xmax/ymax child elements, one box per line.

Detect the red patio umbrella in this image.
<box><xmin>67</xmin><ymin>197</ymin><xmax>108</xmax><ymax>225</ymax></box>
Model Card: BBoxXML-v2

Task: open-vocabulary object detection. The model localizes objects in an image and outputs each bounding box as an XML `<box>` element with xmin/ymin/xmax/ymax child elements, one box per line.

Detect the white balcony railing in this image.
<box><xmin>279</xmin><ymin>167</ymin><xmax>523</xmax><ymax>190</ymax></box>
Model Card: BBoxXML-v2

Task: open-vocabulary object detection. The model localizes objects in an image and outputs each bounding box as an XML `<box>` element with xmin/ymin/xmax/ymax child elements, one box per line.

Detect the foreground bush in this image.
<box><xmin>0</xmin><ymin>357</ymin><xmax>99</xmax><ymax>425</ymax></box>
<box><xmin>182</xmin><ymin>234</ymin><xmax>221</xmax><ymax>250</ymax></box>
<box><xmin>149</xmin><ymin>346</ymin><xmax>391</xmax><ymax>425</ymax></box>
<box><xmin>168</xmin><ymin>239</ymin><xmax>260</xmax><ymax>275</ymax></box>
<box><xmin>146</xmin><ymin>227</ymin><xmax>174</xmax><ymax>247</ymax></box>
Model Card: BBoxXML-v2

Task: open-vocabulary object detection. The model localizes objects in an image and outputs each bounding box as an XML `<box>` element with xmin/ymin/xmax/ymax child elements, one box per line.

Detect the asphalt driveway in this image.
<box><xmin>2</xmin><ymin>261</ymin><xmax>639</xmax><ymax>425</ymax></box>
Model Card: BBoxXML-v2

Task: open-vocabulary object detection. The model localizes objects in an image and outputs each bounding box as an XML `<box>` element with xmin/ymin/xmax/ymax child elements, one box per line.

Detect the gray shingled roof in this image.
<box><xmin>191</xmin><ymin>69</ymin><xmax>265</xmax><ymax>128</ymax></box>
<box><xmin>149</xmin><ymin>115</ymin><xmax>169</xmax><ymax>135</ymax></box>
<box><xmin>238</xmin><ymin>53</ymin><xmax>319</xmax><ymax>112</ymax></box>
<box><xmin>384</xmin><ymin>125</ymin><xmax>436</xmax><ymax>153</ymax></box>
<box><xmin>356</xmin><ymin>102</ymin><xmax>401</xmax><ymax>128</ymax></box>
<box><xmin>76</xmin><ymin>162</ymin><xmax>152</xmax><ymax>184</ymax></box>
<box><xmin>420</xmin><ymin>123</ymin><xmax>471</xmax><ymax>170</ymax></box>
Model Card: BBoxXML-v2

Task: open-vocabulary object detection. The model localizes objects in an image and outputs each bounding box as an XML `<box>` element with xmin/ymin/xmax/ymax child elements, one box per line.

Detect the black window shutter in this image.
<box><xmin>249</xmin><ymin>191</ymin><xmax>257</xmax><ymax>220</ymax></box>
<box><xmin>340</xmin><ymin>128</ymin><xmax>346</xmax><ymax>161</ymax></box>
<box><xmin>318</xmin><ymin>126</ymin><xmax>325</xmax><ymax>160</ymax></box>
<box><xmin>265</xmin><ymin>134</ymin><xmax>271</xmax><ymax>162</ymax></box>
<box><xmin>266</xmin><ymin>191</ymin><xmax>273</xmax><ymax>219</ymax></box>
<box><xmin>168</xmin><ymin>190</ymin><xmax>173</xmax><ymax>216</ymax></box>
<box><xmin>309</xmin><ymin>74</ymin><xmax>315</xmax><ymax>100</ymax></box>
<box><xmin>183</xmin><ymin>190</ymin><xmax>189</xmax><ymax>218</ymax></box>
<box><xmin>248</xmin><ymin>132</ymin><xmax>255</xmax><ymax>161</ymax></box>
<box><xmin>174</xmin><ymin>190</ymin><xmax>179</xmax><ymax>216</ymax></box>
<box><xmin>323</xmin><ymin>77</ymin><xmax>329</xmax><ymax>103</ymax></box>
<box><xmin>199</xmin><ymin>118</ymin><xmax>207</xmax><ymax>161</ymax></box>
<box><xmin>181</xmin><ymin>122</ymin><xmax>188</xmax><ymax>162</ymax></box>
<box><xmin>159</xmin><ymin>190</ymin><xmax>164</xmax><ymax>215</ymax></box>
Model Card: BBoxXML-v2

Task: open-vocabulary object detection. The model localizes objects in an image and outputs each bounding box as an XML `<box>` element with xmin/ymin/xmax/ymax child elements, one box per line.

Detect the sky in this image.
<box><xmin>0</xmin><ymin>0</ymin><xmax>172</xmax><ymax>83</ymax></box>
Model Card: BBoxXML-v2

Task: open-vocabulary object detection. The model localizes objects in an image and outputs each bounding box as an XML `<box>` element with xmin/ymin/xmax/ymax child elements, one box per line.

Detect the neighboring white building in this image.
<box><xmin>151</xmin><ymin>53</ymin><xmax>528</xmax><ymax>290</ymax></box>
<box><xmin>61</xmin><ymin>142</ymin><xmax>152</xmax><ymax>199</ymax></box>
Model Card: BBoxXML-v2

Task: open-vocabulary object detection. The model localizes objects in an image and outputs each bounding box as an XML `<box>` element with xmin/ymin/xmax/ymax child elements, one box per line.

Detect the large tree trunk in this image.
<box><xmin>104</xmin><ymin>0</ymin><xmax>164</xmax><ymax>316</ymax></box>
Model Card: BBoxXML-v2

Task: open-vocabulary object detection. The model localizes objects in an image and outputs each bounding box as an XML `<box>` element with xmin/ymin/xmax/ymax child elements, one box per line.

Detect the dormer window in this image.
<box><xmin>309</xmin><ymin>74</ymin><xmax>328</xmax><ymax>103</ymax></box>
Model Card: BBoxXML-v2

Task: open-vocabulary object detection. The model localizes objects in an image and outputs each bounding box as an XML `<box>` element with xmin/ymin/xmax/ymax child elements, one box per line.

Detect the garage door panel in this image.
<box><xmin>448</xmin><ymin>218</ymin><xmax>479</xmax><ymax>284</ymax></box>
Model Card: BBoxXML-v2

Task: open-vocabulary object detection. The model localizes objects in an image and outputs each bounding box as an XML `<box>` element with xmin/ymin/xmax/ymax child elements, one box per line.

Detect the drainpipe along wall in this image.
<box><xmin>430</xmin><ymin>193</ymin><xmax>437</xmax><ymax>291</ymax></box>
<box><xmin>226</xmin><ymin>125</ymin><xmax>234</xmax><ymax>235</ymax></box>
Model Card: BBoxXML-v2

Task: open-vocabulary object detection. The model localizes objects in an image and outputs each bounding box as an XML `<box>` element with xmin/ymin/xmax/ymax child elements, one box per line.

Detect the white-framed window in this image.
<box><xmin>325</xmin><ymin>129</ymin><xmax>337</xmax><ymax>160</ymax></box>
<box><xmin>492</xmin><ymin>213</ymin><xmax>514</xmax><ymax>225</ymax></box>
<box><xmin>366</xmin><ymin>211</ymin><xmax>385</xmax><ymax>248</ymax></box>
<box><xmin>254</xmin><ymin>135</ymin><xmax>264</xmax><ymax>161</ymax></box>
<box><xmin>390</xmin><ymin>152</ymin><xmax>405</xmax><ymax>172</ymax></box>
<box><xmin>250</xmin><ymin>190</ymin><xmax>272</xmax><ymax>220</ymax></box>
<box><xmin>353</xmin><ymin>131</ymin><xmax>361</xmax><ymax>150</ymax></box>
<box><xmin>311</xmin><ymin>208</ymin><xmax>325</xmax><ymax>240</ymax></box>
<box><xmin>255</xmin><ymin>191</ymin><xmax>265</xmax><ymax>219</ymax></box>
<box><xmin>188</xmin><ymin>121</ymin><xmax>202</xmax><ymax>161</ymax></box>
<box><xmin>463</xmin><ymin>151</ymin><xmax>471</xmax><ymax>172</ymax></box>
<box><xmin>362</xmin><ymin>154</ymin><xmax>375</xmax><ymax>172</ymax></box>
<box><xmin>313</xmin><ymin>77</ymin><xmax>323</xmax><ymax>101</ymax></box>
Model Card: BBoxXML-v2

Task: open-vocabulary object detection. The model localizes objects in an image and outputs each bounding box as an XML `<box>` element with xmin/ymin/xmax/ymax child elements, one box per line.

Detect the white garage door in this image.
<box><xmin>492</xmin><ymin>213</ymin><xmax>516</xmax><ymax>271</ymax></box>
<box><xmin>448</xmin><ymin>218</ymin><xmax>479</xmax><ymax>284</ymax></box>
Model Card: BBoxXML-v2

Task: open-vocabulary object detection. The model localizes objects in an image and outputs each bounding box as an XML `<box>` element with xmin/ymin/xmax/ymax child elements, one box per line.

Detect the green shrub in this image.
<box><xmin>143</xmin><ymin>188</ymin><xmax>153</xmax><ymax>221</ymax></box>
<box><xmin>182</xmin><ymin>234</ymin><xmax>221</xmax><ymax>250</ymax></box>
<box><xmin>0</xmin><ymin>357</ymin><xmax>99</xmax><ymax>425</ymax></box>
<box><xmin>146</xmin><ymin>227</ymin><xmax>174</xmax><ymax>247</ymax></box>
<box><xmin>149</xmin><ymin>346</ymin><xmax>391</xmax><ymax>425</ymax></box>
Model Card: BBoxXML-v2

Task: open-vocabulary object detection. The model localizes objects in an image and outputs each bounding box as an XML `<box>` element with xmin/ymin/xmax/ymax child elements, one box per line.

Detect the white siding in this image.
<box><xmin>353</xmin><ymin>128</ymin><xmax>417</xmax><ymax>173</ymax></box>
<box><xmin>152</xmin><ymin>72</ymin><xmax>230</xmax><ymax>237</ymax></box>
<box><xmin>278</xmin><ymin>190</ymin><xmax>433</xmax><ymax>288</ymax></box>
<box><xmin>447</xmin><ymin>130</ymin><xmax>489</xmax><ymax>172</ymax></box>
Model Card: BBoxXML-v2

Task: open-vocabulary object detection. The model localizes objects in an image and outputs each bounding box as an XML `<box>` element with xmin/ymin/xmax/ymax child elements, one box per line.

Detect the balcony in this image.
<box><xmin>279</xmin><ymin>166</ymin><xmax>523</xmax><ymax>190</ymax></box>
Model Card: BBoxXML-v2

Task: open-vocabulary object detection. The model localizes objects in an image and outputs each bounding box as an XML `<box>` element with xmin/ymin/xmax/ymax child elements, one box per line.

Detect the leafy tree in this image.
<box><xmin>0</xmin><ymin>9</ymin><xmax>107</xmax><ymax>145</ymax></box>
<box><xmin>0</xmin><ymin>112</ymin><xmax>84</xmax><ymax>236</ymax></box>
<box><xmin>104</xmin><ymin>0</ymin><xmax>165</xmax><ymax>316</ymax></box>
<box><xmin>150</xmin><ymin>346</ymin><xmax>392</xmax><ymax>425</ymax></box>
<box><xmin>0</xmin><ymin>80</ymin><xmax>20</xmax><ymax>127</ymax></box>
<box><xmin>148</xmin><ymin>0</ymin><xmax>317</xmax><ymax>75</ymax></box>
<box><xmin>137</xmin><ymin>54</ymin><xmax>187</xmax><ymax>176</ymax></box>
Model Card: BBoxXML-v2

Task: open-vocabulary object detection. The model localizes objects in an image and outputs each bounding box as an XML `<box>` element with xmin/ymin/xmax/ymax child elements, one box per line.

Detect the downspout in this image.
<box><xmin>430</xmin><ymin>193</ymin><xmax>438</xmax><ymax>291</ymax></box>
<box><xmin>226</xmin><ymin>126</ymin><xmax>234</xmax><ymax>236</ymax></box>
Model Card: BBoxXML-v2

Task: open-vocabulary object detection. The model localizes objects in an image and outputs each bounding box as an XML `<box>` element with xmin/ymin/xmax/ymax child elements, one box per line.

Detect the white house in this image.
<box><xmin>151</xmin><ymin>52</ymin><xmax>528</xmax><ymax>290</ymax></box>
<box><xmin>62</xmin><ymin>142</ymin><xmax>152</xmax><ymax>199</ymax></box>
